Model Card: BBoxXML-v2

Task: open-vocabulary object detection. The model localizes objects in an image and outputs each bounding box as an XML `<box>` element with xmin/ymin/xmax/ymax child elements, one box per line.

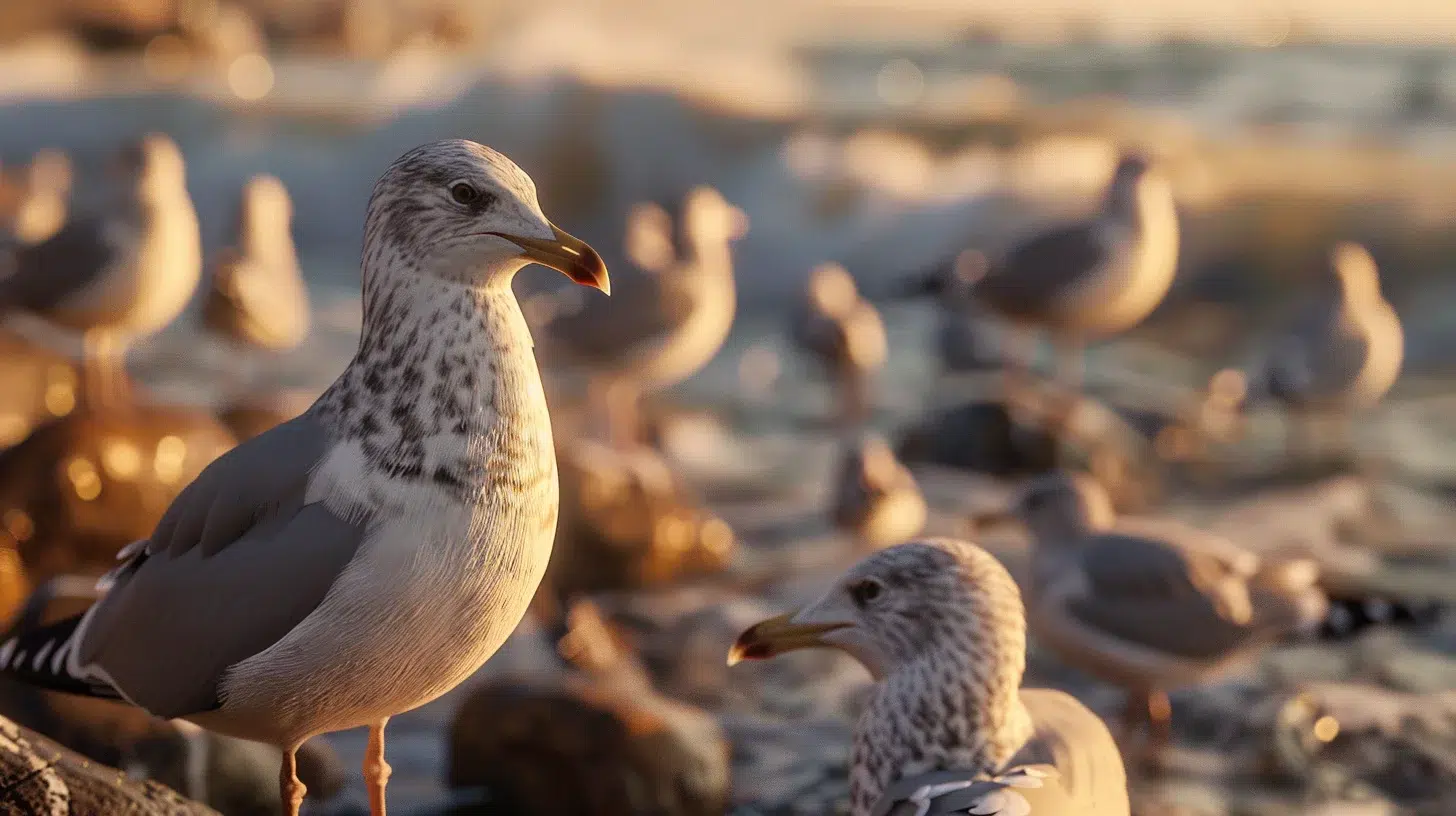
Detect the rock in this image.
<box><xmin>0</xmin><ymin>712</ymin><xmax>217</xmax><ymax>814</ymax></box>
<box><xmin>447</xmin><ymin>601</ymin><xmax>730</xmax><ymax>816</ymax></box>
<box><xmin>0</xmin><ymin>406</ymin><xmax>236</xmax><ymax>586</ymax></box>
<box><xmin>545</xmin><ymin>440</ymin><xmax>734</xmax><ymax>599</ymax></box>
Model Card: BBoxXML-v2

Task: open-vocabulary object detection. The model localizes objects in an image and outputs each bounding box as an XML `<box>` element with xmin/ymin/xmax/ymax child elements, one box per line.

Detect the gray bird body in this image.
<box><xmin>0</xmin><ymin>139</ymin><xmax>611</xmax><ymax>816</ymax></box>
<box><xmin>0</xmin><ymin>136</ymin><xmax>200</xmax><ymax>340</ymax></box>
<box><xmin>542</xmin><ymin>187</ymin><xmax>743</xmax><ymax>391</ymax></box>
<box><xmin>202</xmin><ymin>174</ymin><xmax>311</xmax><ymax>352</ymax></box>
<box><xmin>1259</xmin><ymin>244</ymin><xmax>1403</xmax><ymax>412</ymax></box>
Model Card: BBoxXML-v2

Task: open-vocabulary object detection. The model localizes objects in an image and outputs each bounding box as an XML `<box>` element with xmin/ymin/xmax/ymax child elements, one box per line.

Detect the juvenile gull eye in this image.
<box><xmin>450</xmin><ymin>183</ymin><xmax>479</xmax><ymax>205</ymax></box>
<box><xmin>849</xmin><ymin>578</ymin><xmax>884</xmax><ymax>607</ymax></box>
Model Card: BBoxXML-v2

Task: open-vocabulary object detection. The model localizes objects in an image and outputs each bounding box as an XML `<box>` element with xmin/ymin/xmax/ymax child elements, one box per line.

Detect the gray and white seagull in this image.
<box><xmin>0</xmin><ymin>139</ymin><xmax>609</xmax><ymax>816</ymax></box>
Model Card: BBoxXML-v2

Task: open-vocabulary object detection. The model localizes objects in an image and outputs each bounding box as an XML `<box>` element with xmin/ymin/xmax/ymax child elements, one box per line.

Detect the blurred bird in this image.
<box><xmin>730</xmin><ymin>538</ymin><xmax>1130</xmax><ymax>816</ymax></box>
<box><xmin>540</xmin><ymin>186</ymin><xmax>747</xmax><ymax>448</ymax></box>
<box><xmin>1118</xmin><ymin>368</ymin><xmax>1248</xmax><ymax>477</ymax></box>
<box><xmin>791</xmin><ymin>263</ymin><xmax>888</xmax><ymax>427</ymax></box>
<box><xmin>201</xmin><ymin>174</ymin><xmax>311</xmax><ymax>397</ymax></box>
<box><xmin>1248</xmin><ymin>242</ymin><xmax>1403</xmax><ymax>464</ymax></box>
<box><xmin>0</xmin><ymin>134</ymin><xmax>201</xmax><ymax>407</ymax></box>
<box><xmin>919</xmin><ymin>154</ymin><xmax>1178</xmax><ymax>416</ymax></box>
<box><xmin>0</xmin><ymin>148</ymin><xmax>73</xmax><ymax>245</ymax></box>
<box><xmin>830</xmin><ymin>433</ymin><xmax>926</xmax><ymax>550</ymax></box>
<box><xmin>917</xmin><ymin>249</ymin><xmax>1004</xmax><ymax>375</ymax></box>
<box><xmin>1008</xmin><ymin>471</ymin><xmax>1326</xmax><ymax>766</ymax></box>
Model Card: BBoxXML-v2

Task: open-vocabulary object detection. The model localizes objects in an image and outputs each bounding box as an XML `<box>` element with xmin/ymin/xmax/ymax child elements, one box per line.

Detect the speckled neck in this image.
<box><xmin>848</xmin><ymin>570</ymin><xmax>1033</xmax><ymax>816</ymax></box>
<box><xmin>313</xmin><ymin>264</ymin><xmax>551</xmax><ymax>501</ymax></box>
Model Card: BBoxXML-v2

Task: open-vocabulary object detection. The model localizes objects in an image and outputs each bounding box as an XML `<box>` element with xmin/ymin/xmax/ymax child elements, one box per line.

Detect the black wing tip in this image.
<box><xmin>0</xmin><ymin>612</ymin><xmax>120</xmax><ymax>701</ymax></box>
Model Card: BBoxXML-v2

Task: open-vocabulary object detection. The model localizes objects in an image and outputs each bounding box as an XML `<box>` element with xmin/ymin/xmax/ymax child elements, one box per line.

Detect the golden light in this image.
<box><xmin>65</xmin><ymin>457</ymin><xmax>102</xmax><ymax>502</ymax></box>
<box><xmin>44</xmin><ymin>381</ymin><xmax>75</xmax><ymax>418</ymax></box>
<box><xmin>1312</xmin><ymin>715</ymin><xmax>1340</xmax><ymax>743</ymax></box>
<box><xmin>154</xmin><ymin>435</ymin><xmax>189</xmax><ymax>484</ymax></box>
<box><xmin>101</xmin><ymin>438</ymin><xmax>143</xmax><ymax>481</ymax></box>
<box><xmin>2</xmin><ymin>510</ymin><xmax>33</xmax><ymax>543</ymax></box>
<box><xmin>0</xmin><ymin>415</ymin><xmax>26</xmax><ymax>447</ymax></box>
<box><xmin>227</xmin><ymin>53</ymin><xmax>275</xmax><ymax>101</ymax></box>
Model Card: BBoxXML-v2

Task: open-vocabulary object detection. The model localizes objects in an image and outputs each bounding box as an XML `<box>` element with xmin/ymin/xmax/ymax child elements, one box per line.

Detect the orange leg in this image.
<box><xmin>279</xmin><ymin>745</ymin><xmax>306</xmax><ymax>816</ymax></box>
<box><xmin>365</xmin><ymin>718</ymin><xmax>392</xmax><ymax>816</ymax></box>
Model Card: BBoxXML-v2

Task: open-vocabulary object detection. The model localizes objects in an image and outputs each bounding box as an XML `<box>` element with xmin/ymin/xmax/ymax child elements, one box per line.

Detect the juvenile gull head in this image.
<box><xmin>731</xmin><ymin>539</ymin><xmax>1039</xmax><ymax>813</ymax></box>
<box><xmin>203</xmin><ymin>173</ymin><xmax>311</xmax><ymax>353</ymax></box>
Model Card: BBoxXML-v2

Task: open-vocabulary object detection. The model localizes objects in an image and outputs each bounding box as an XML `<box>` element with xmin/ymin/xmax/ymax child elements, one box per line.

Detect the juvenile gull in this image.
<box><xmin>951</xmin><ymin>154</ymin><xmax>1178</xmax><ymax>408</ymax></box>
<box><xmin>730</xmin><ymin>538</ymin><xmax>1130</xmax><ymax>815</ymax></box>
<box><xmin>1248</xmin><ymin>242</ymin><xmax>1403</xmax><ymax>462</ymax></box>
<box><xmin>202</xmin><ymin>173</ymin><xmax>311</xmax><ymax>355</ymax></box>
<box><xmin>0</xmin><ymin>134</ymin><xmax>201</xmax><ymax>406</ymax></box>
<box><xmin>792</xmin><ymin>263</ymin><xmax>888</xmax><ymax>427</ymax></box>
<box><xmin>830</xmin><ymin>433</ymin><xmax>926</xmax><ymax>550</ymax></box>
<box><xmin>539</xmin><ymin>186</ymin><xmax>747</xmax><ymax>446</ymax></box>
<box><xmin>0</xmin><ymin>139</ymin><xmax>609</xmax><ymax>816</ymax></box>
<box><xmin>1010</xmin><ymin>470</ymin><xmax>1327</xmax><ymax>762</ymax></box>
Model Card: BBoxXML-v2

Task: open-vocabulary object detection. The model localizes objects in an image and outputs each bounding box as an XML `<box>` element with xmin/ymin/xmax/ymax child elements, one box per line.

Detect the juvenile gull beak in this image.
<box><xmin>494</xmin><ymin>223</ymin><xmax>611</xmax><ymax>294</ymax></box>
<box><xmin>727</xmin><ymin>612</ymin><xmax>849</xmax><ymax>665</ymax></box>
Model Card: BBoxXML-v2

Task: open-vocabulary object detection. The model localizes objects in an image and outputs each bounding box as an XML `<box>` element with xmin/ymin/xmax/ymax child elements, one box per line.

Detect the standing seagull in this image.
<box><xmin>540</xmin><ymin>186</ymin><xmax>747</xmax><ymax>447</ymax></box>
<box><xmin>1010</xmin><ymin>470</ymin><xmax>1326</xmax><ymax>764</ymax></box>
<box><xmin>960</xmin><ymin>154</ymin><xmax>1178</xmax><ymax>410</ymax></box>
<box><xmin>791</xmin><ymin>263</ymin><xmax>888</xmax><ymax>428</ymax></box>
<box><xmin>730</xmin><ymin>539</ymin><xmax>1129</xmax><ymax>815</ymax></box>
<box><xmin>0</xmin><ymin>140</ymin><xmax>609</xmax><ymax>816</ymax></box>
<box><xmin>0</xmin><ymin>134</ymin><xmax>201</xmax><ymax>406</ymax></box>
<box><xmin>1250</xmin><ymin>242</ymin><xmax>1403</xmax><ymax>463</ymax></box>
<box><xmin>202</xmin><ymin>173</ymin><xmax>311</xmax><ymax>356</ymax></box>
<box><xmin>830</xmin><ymin>433</ymin><xmax>926</xmax><ymax>550</ymax></box>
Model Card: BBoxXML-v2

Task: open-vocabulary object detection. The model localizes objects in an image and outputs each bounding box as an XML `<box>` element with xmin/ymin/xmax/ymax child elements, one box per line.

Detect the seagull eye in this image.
<box><xmin>848</xmin><ymin>578</ymin><xmax>884</xmax><ymax>608</ymax></box>
<box><xmin>450</xmin><ymin>183</ymin><xmax>479</xmax><ymax>205</ymax></box>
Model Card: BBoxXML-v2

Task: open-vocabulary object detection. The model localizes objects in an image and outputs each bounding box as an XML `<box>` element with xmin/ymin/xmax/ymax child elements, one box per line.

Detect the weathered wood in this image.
<box><xmin>0</xmin><ymin>713</ymin><xmax>217</xmax><ymax>815</ymax></box>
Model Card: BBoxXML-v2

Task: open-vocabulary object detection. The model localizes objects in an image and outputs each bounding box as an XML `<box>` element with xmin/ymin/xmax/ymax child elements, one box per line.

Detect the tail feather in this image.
<box><xmin>0</xmin><ymin>576</ymin><xmax>119</xmax><ymax>701</ymax></box>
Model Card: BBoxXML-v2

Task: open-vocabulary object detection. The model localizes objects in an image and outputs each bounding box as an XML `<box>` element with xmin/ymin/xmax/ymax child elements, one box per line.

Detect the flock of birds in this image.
<box><xmin>0</xmin><ymin>131</ymin><xmax>1415</xmax><ymax>816</ymax></box>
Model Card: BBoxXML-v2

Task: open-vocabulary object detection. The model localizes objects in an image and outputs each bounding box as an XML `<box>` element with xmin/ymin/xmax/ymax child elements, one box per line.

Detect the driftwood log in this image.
<box><xmin>0</xmin><ymin>712</ymin><xmax>216</xmax><ymax>815</ymax></box>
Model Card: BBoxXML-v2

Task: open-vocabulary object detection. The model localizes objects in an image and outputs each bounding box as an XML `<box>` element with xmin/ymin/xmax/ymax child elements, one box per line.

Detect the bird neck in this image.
<box><xmin>316</xmin><ymin>266</ymin><xmax>550</xmax><ymax>480</ymax></box>
<box><xmin>1100</xmin><ymin>174</ymin><xmax>1173</xmax><ymax>234</ymax></box>
<box><xmin>240</xmin><ymin>209</ymin><xmax>296</xmax><ymax>268</ymax></box>
<box><xmin>850</xmin><ymin>618</ymin><xmax>1031</xmax><ymax>815</ymax></box>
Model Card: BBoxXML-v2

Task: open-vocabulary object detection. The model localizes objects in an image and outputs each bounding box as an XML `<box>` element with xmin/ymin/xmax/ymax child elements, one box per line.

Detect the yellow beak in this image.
<box><xmin>493</xmin><ymin>223</ymin><xmax>610</xmax><ymax>295</ymax></box>
<box><xmin>727</xmin><ymin>612</ymin><xmax>850</xmax><ymax>666</ymax></box>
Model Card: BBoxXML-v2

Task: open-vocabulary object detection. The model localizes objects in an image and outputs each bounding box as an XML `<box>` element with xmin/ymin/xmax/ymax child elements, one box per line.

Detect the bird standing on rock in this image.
<box><xmin>792</xmin><ymin>262</ymin><xmax>888</xmax><ymax>428</ymax></box>
<box><xmin>0</xmin><ymin>140</ymin><xmax>610</xmax><ymax>816</ymax></box>
<box><xmin>539</xmin><ymin>186</ymin><xmax>747</xmax><ymax>448</ymax></box>
<box><xmin>731</xmin><ymin>538</ymin><xmax>1129</xmax><ymax>815</ymax></box>
<box><xmin>202</xmin><ymin>173</ymin><xmax>311</xmax><ymax>357</ymax></box>
<box><xmin>0</xmin><ymin>134</ymin><xmax>201</xmax><ymax>407</ymax></box>
<box><xmin>949</xmin><ymin>154</ymin><xmax>1179</xmax><ymax>417</ymax></box>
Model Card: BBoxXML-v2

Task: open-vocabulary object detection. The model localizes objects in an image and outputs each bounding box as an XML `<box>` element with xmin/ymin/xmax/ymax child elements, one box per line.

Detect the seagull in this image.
<box><xmin>539</xmin><ymin>186</ymin><xmax>747</xmax><ymax>447</ymax></box>
<box><xmin>0</xmin><ymin>133</ymin><xmax>201</xmax><ymax>407</ymax></box>
<box><xmin>791</xmin><ymin>263</ymin><xmax>888</xmax><ymax>428</ymax></box>
<box><xmin>830</xmin><ymin>433</ymin><xmax>926</xmax><ymax>550</ymax></box>
<box><xmin>0</xmin><ymin>148</ymin><xmax>72</xmax><ymax>245</ymax></box>
<box><xmin>1248</xmin><ymin>242</ymin><xmax>1403</xmax><ymax>463</ymax></box>
<box><xmin>202</xmin><ymin>173</ymin><xmax>311</xmax><ymax>357</ymax></box>
<box><xmin>0</xmin><ymin>139</ymin><xmax>610</xmax><ymax>816</ymax></box>
<box><xmin>729</xmin><ymin>538</ymin><xmax>1129</xmax><ymax>816</ymax></box>
<box><xmin>947</xmin><ymin>154</ymin><xmax>1179</xmax><ymax>413</ymax></box>
<box><xmin>1009</xmin><ymin>470</ymin><xmax>1327</xmax><ymax>764</ymax></box>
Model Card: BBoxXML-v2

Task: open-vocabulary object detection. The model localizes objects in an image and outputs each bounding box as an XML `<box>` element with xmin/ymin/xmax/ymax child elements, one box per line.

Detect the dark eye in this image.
<box><xmin>450</xmin><ymin>183</ymin><xmax>479</xmax><ymax>205</ymax></box>
<box><xmin>848</xmin><ymin>578</ymin><xmax>883</xmax><ymax>608</ymax></box>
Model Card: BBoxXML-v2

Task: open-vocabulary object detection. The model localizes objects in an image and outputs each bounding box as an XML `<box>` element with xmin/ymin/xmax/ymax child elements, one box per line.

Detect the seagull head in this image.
<box><xmin>241</xmin><ymin>173</ymin><xmax>293</xmax><ymax>231</ymax></box>
<box><xmin>113</xmin><ymin>133</ymin><xmax>188</xmax><ymax>201</ymax></box>
<box><xmin>1101</xmin><ymin>150</ymin><xmax>1169</xmax><ymax>221</ymax></box>
<box><xmin>680</xmin><ymin>185</ymin><xmax>750</xmax><ymax>249</ymax></box>
<box><xmin>806</xmin><ymin>262</ymin><xmax>858</xmax><ymax>316</ymax></box>
<box><xmin>363</xmin><ymin>139</ymin><xmax>609</xmax><ymax>294</ymax></box>
<box><xmin>1329</xmin><ymin>242</ymin><xmax>1382</xmax><ymax>306</ymax></box>
<box><xmin>729</xmin><ymin>538</ymin><xmax>1024</xmax><ymax>682</ymax></box>
<box><xmin>1011</xmin><ymin>470</ymin><xmax>1116</xmax><ymax>545</ymax></box>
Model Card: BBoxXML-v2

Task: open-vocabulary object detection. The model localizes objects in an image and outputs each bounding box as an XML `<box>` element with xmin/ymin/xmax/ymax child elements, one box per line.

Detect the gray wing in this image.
<box><xmin>874</xmin><ymin>690</ymin><xmax>1129</xmax><ymax>815</ymax></box>
<box><xmin>543</xmin><ymin>265</ymin><xmax>693</xmax><ymax>365</ymax></box>
<box><xmin>75</xmin><ymin>415</ymin><xmax>367</xmax><ymax>719</ymax></box>
<box><xmin>0</xmin><ymin>216</ymin><xmax>116</xmax><ymax>313</ymax></box>
<box><xmin>971</xmin><ymin>223</ymin><xmax>1105</xmax><ymax>320</ymax></box>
